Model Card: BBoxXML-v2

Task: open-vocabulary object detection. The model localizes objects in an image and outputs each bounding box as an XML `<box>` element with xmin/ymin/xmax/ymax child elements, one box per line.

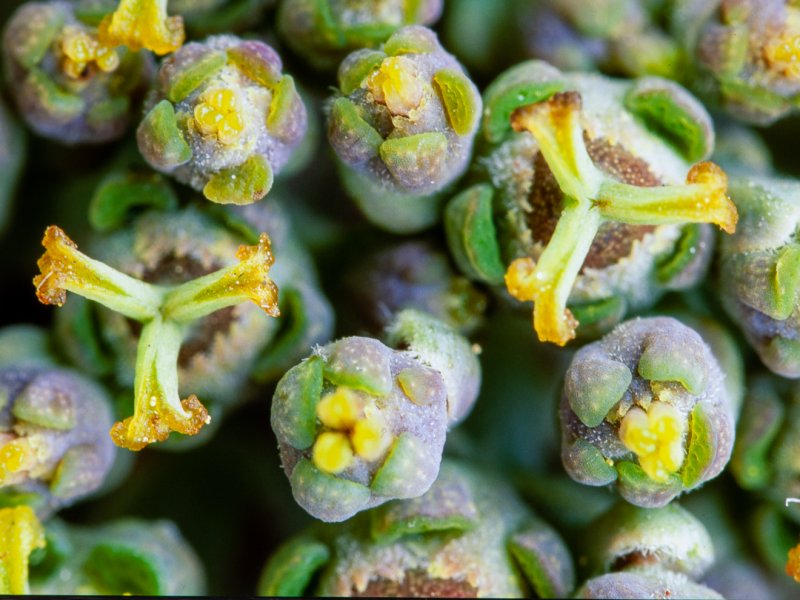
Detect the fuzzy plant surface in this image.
<box><xmin>718</xmin><ymin>175</ymin><xmax>800</xmax><ymax>378</ymax></box>
<box><xmin>271</xmin><ymin>309</ymin><xmax>480</xmax><ymax>522</ymax></box>
<box><xmin>137</xmin><ymin>34</ymin><xmax>306</xmax><ymax>204</ymax></box>
<box><xmin>2</xmin><ymin>0</ymin><xmax>153</xmax><ymax>144</ymax></box>
<box><xmin>445</xmin><ymin>61</ymin><xmax>737</xmax><ymax>346</ymax></box>
<box><xmin>327</xmin><ymin>25</ymin><xmax>482</xmax><ymax>233</ymax></box>
<box><xmin>277</xmin><ymin>0</ymin><xmax>443</xmax><ymax>70</ymax></box>
<box><xmin>575</xmin><ymin>501</ymin><xmax>722</xmax><ymax>599</ymax></box>
<box><xmin>28</xmin><ymin>517</ymin><xmax>205</xmax><ymax>595</ymax></box>
<box><xmin>258</xmin><ymin>460</ymin><xmax>575</xmax><ymax>598</ymax></box>
<box><xmin>559</xmin><ymin>317</ymin><xmax>735</xmax><ymax>507</ymax></box>
<box><xmin>32</xmin><ymin>214</ymin><xmax>281</xmax><ymax>450</ymax></box>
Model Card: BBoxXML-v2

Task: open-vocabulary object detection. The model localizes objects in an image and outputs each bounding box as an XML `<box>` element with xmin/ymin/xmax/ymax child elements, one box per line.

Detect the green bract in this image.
<box><xmin>278</xmin><ymin>0</ymin><xmax>443</xmax><ymax>70</ymax></box>
<box><xmin>576</xmin><ymin>502</ymin><xmax>721</xmax><ymax>599</ymax></box>
<box><xmin>560</xmin><ymin>317</ymin><xmax>736</xmax><ymax>507</ymax></box>
<box><xmin>445</xmin><ymin>61</ymin><xmax>736</xmax><ymax>345</ymax></box>
<box><xmin>718</xmin><ymin>175</ymin><xmax>800</xmax><ymax>378</ymax></box>
<box><xmin>258</xmin><ymin>460</ymin><xmax>575</xmax><ymax>597</ymax></box>
<box><xmin>137</xmin><ymin>35</ymin><xmax>306</xmax><ymax>204</ymax></box>
<box><xmin>271</xmin><ymin>310</ymin><xmax>479</xmax><ymax>522</ymax></box>
<box><xmin>327</xmin><ymin>26</ymin><xmax>482</xmax><ymax>233</ymax></box>
<box><xmin>2</xmin><ymin>0</ymin><xmax>152</xmax><ymax>144</ymax></box>
<box><xmin>29</xmin><ymin>517</ymin><xmax>205</xmax><ymax>594</ymax></box>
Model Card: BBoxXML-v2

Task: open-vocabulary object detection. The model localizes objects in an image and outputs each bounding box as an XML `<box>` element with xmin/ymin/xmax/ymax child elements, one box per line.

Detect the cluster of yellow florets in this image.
<box><xmin>59</xmin><ymin>26</ymin><xmax>119</xmax><ymax>79</ymax></box>
<box><xmin>194</xmin><ymin>88</ymin><xmax>246</xmax><ymax>145</ymax></box>
<box><xmin>619</xmin><ymin>401</ymin><xmax>685</xmax><ymax>483</ymax></box>
<box><xmin>366</xmin><ymin>56</ymin><xmax>424</xmax><ymax>116</ymax></box>
<box><xmin>312</xmin><ymin>387</ymin><xmax>392</xmax><ymax>474</ymax></box>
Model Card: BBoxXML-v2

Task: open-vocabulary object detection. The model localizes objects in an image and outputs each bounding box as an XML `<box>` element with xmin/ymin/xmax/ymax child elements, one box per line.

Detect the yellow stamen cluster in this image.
<box><xmin>194</xmin><ymin>88</ymin><xmax>246</xmax><ymax>146</ymax></box>
<box><xmin>0</xmin><ymin>506</ymin><xmax>45</xmax><ymax>595</ymax></box>
<box><xmin>619</xmin><ymin>401</ymin><xmax>686</xmax><ymax>483</ymax></box>
<box><xmin>312</xmin><ymin>387</ymin><xmax>391</xmax><ymax>474</ymax></box>
<box><xmin>0</xmin><ymin>437</ymin><xmax>36</xmax><ymax>485</ymax></box>
<box><xmin>59</xmin><ymin>27</ymin><xmax>119</xmax><ymax>79</ymax></box>
<box><xmin>366</xmin><ymin>56</ymin><xmax>424</xmax><ymax>116</ymax></box>
<box><xmin>763</xmin><ymin>9</ymin><xmax>800</xmax><ymax>78</ymax></box>
<box><xmin>98</xmin><ymin>0</ymin><xmax>184</xmax><ymax>55</ymax></box>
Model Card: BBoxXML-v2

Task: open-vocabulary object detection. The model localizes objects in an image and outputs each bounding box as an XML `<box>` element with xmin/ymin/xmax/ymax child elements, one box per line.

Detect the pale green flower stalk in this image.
<box><xmin>278</xmin><ymin>0</ymin><xmax>443</xmax><ymax>70</ymax></box>
<box><xmin>576</xmin><ymin>502</ymin><xmax>722</xmax><ymax>599</ymax></box>
<box><xmin>271</xmin><ymin>310</ymin><xmax>480</xmax><ymax>522</ymax></box>
<box><xmin>33</xmin><ymin>220</ymin><xmax>280</xmax><ymax>451</ymax></box>
<box><xmin>258</xmin><ymin>460</ymin><xmax>575</xmax><ymax>597</ymax></box>
<box><xmin>560</xmin><ymin>317</ymin><xmax>735</xmax><ymax>507</ymax></box>
<box><xmin>327</xmin><ymin>25</ymin><xmax>482</xmax><ymax>233</ymax></box>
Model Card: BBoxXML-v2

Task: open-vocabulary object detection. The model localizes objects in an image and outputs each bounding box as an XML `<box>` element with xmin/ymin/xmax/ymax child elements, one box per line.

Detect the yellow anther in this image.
<box><xmin>366</xmin><ymin>56</ymin><xmax>424</xmax><ymax>116</ymax></box>
<box><xmin>98</xmin><ymin>0</ymin><xmax>184</xmax><ymax>56</ymax></box>
<box><xmin>0</xmin><ymin>439</ymin><xmax>35</xmax><ymax>485</ymax></box>
<box><xmin>619</xmin><ymin>401</ymin><xmax>685</xmax><ymax>483</ymax></box>
<box><xmin>351</xmin><ymin>417</ymin><xmax>390</xmax><ymax>461</ymax></box>
<box><xmin>312</xmin><ymin>431</ymin><xmax>354</xmax><ymax>474</ymax></box>
<box><xmin>0</xmin><ymin>506</ymin><xmax>45</xmax><ymax>595</ymax></box>
<box><xmin>59</xmin><ymin>27</ymin><xmax>119</xmax><ymax>79</ymax></box>
<box><xmin>194</xmin><ymin>88</ymin><xmax>245</xmax><ymax>145</ymax></box>
<box><xmin>316</xmin><ymin>387</ymin><xmax>362</xmax><ymax>430</ymax></box>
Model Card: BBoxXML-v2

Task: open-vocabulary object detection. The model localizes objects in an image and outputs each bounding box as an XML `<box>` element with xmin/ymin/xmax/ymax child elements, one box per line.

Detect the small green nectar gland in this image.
<box><xmin>0</xmin><ymin>506</ymin><xmax>45</xmax><ymax>595</ymax></box>
<box><xmin>505</xmin><ymin>92</ymin><xmax>738</xmax><ymax>346</ymax></box>
<box><xmin>33</xmin><ymin>226</ymin><xmax>280</xmax><ymax>451</ymax></box>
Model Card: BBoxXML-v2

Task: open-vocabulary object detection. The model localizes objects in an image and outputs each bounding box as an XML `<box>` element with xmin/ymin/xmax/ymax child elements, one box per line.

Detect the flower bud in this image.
<box><xmin>328</xmin><ymin>26</ymin><xmax>481</xmax><ymax>233</ymax></box>
<box><xmin>2</xmin><ymin>1</ymin><xmax>152</xmax><ymax>144</ymax></box>
<box><xmin>259</xmin><ymin>461</ymin><xmax>575</xmax><ymax>597</ymax></box>
<box><xmin>137</xmin><ymin>35</ymin><xmax>306</xmax><ymax>204</ymax></box>
<box><xmin>271</xmin><ymin>310</ymin><xmax>480</xmax><ymax>522</ymax></box>
<box><xmin>278</xmin><ymin>0</ymin><xmax>443</xmax><ymax>70</ymax></box>
<box><xmin>560</xmin><ymin>317</ymin><xmax>735</xmax><ymax>507</ymax></box>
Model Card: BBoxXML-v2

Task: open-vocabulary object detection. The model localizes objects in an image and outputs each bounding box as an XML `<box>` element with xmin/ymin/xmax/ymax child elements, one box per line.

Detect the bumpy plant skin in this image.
<box><xmin>271</xmin><ymin>310</ymin><xmax>480</xmax><ymax>522</ymax></box>
<box><xmin>328</xmin><ymin>25</ymin><xmax>482</xmax><ymax>233</ymax></box>
<box><xmin>445</xmin><ymin>61</ymin><xmax>737</xmax><ymax>346</ymax></box>
<box><xmin>560</xmin><ymin>317</ymin><xmax>735</xmax><ymax>507</ymax></box>
<box><xmin>732</xmin><ymin>375</ymin><xmax>800</xmax><ymax>525</ymax></box>
<box><xmin>29</xmin><ymin>517</ymin><xmax>205</xmax><ymax>595</ymax></box>
<box><xmin>718</xmin><ymin>175</ymin><xmax>800</xmax><ymax>378</ymax></box>
<box><xmin>2</xmin><ymin>1</ymin><xmax>152</xmax><ymax>144</ymax></box>
<box><xmin>278</xmin><ymin>0</ymin><xmax>443</xmax><ymax>70</ymax></box>
<box><xmin>0</xmin><ymin>363</ymin><xmax>115</xmax><ymax>518</ymax></box>
<box><xmin>346</xmin><ymin>240</ymin><xmax>487</xmax><ymax>335</ymax></box>
<box><xmin>0</xmin><ymin>99</ymin><xmax>26</xmax><ymax>234</ymax></box>
<box><xmin>258</xmin><ymin>460</ymin><xmax>575</xmax><ymax>598</ymax></box>
<box><xmin>672</xmin><ymin>0</ymin><xmax>800</xmax><ymax>125</ymax></box>
<box><xmin>137</xmin><ymin>35</ymin><xmax>306</xmax><ymax>205</ymax></box>
<box><xmin>576</xmin><ymin>501</ymin><xmax>721</xmax><ymax>599</ymax></box>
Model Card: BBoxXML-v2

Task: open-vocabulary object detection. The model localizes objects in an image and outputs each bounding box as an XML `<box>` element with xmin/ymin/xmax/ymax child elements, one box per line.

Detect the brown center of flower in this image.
<box><xmin>353</xmin><ymin>569</ymin><xmax>479</xmax><ymax>597</ymax></box>
<box><xmin>131</xmin><ymin>253</ymin><xmax>236</xmax><ymax>367</ymax></box>
<box><xmin>528</xmin><ymin>135</ymin><xmax>661</xmax><ymax>270</ymax></box>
